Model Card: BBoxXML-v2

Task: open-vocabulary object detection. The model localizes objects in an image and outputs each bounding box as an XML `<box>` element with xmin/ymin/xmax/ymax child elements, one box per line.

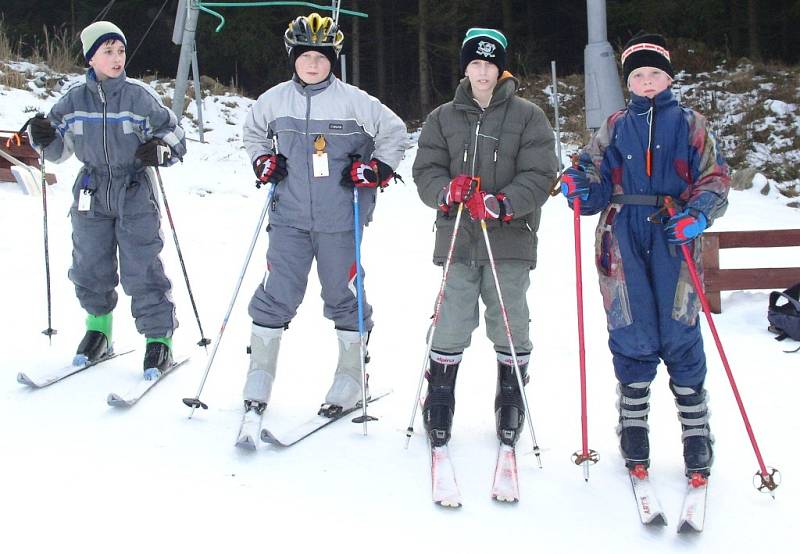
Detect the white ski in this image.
<box><xmin>431</xmin><ymin>445</ymin><xmax>462</xmax><ymax>508</ymax></box>
<box><xmin>235</xmin><ymin>408</ymin><xmax>264</xmax><ymax>450</ymax></box>
<box><xmin>260</xmin><ymin>390</ymin><xmax>392</xmax><ymax>447</ymax></box>
<box><xmin>106</xmin><ymin>356</ymin><xmax>190</xmax><ymax>407</ymax></box>
<box><xmin>628</xmin><ymin>465</ymin><xmax>668</xmax><ymax>525</ymax></box>
<box><xmin>17</xmin><ymin>349</ymin><xmax>134</xmax><ymax>388</ymax></box>
<box><xmin>491</xmin><ymin>443</ymin><xmax>520</xmax><ymax>503</ymax></box>
<box><xmin>677</xmin><ymin>474</ymin><xmax>708</xmax><ymax>533</ymax></box>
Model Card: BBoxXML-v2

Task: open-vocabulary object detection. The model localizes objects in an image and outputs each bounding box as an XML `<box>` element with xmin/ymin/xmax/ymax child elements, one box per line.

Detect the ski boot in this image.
<box><xmin>422</xmin><ymin>351</ymin><xmax>461</xmax><ymax>447</ymax></box>
<box><xmin>670</xmin><ymin>381</ymin><xmax>714</xmax><ymax>477</ymax></box>
<box><xmin>143</xmin><ymin>337</ymin><xmax>173</xmax><ymax>381</ymax></box>
<box><xmin>243</xmin><ymin>323</ymin><xmax>283</xmax><ymax>408</ymax></box>
<box><xmin>73</xmin><ymin>312</ymin><xmax>112</xmax><ymax>366</ymax></box>
<box><xmin>617</xmin><ymin>381</ymin><xmax>651</xmax><ymax>469</ymax></box>
<box><xmin>494</xmin><ymin>352</ymin><xmax>530</xmax><ymax>446</ymax></box>
<box><xmin>319</xmin><ymin>329</ymin><xmax>368</xmax><ymax>417</ymax></box>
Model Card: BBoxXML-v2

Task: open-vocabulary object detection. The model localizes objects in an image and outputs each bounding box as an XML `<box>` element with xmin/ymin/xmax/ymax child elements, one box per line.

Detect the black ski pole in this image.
<box><xmin>39</xmin><ymin>147</ymin><xmax>57</xmax><ymax>342</ymax></box>
<box><xmin>153</xmin><ymin>165</ymin><xmax>210</xmax><ymax>350</ymax></box>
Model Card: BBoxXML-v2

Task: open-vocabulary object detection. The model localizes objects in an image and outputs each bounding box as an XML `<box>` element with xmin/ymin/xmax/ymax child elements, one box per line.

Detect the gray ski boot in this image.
<box><xmin>319</xmin><ymin>329</ymin><xmax>367</xmax><ymax>417</ymax></box>
<box><xmin>617</xmin><ymin>381</ymin><xmax>651</xmax><ymax>469</ymax></box>
<box><xmin>237</xmin><ymin>324</ymin><xmax>282</xmax><ymax>449</ymax></box>
<box><xmin>671</xmin><ymin>381</ymin><xmax>714</xmax><ymax>477</ymax></box>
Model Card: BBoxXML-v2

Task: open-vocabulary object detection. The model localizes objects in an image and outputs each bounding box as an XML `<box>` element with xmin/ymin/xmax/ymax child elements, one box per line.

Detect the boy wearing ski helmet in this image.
<box><xmin>240</xmin><ymin>13</ymin><xmax>407</xmax><ymax>431</ymax></box>
<box><xmin>28</xmin><ymin>21</ymin><xmax>186</xmax><ymax>379</ymax></box>
<box><xmin>560</xmin><ymin>33</ymin><xmax>730</xmax><ymax>479</ymax></box>
<box><xmin>413</xmin><ymin>28</ymin><xmax>558</xmax><ymax>449</ymax></box>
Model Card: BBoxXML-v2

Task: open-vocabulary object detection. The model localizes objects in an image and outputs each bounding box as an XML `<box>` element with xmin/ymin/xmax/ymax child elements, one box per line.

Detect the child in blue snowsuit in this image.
<box><xmin>561</xmin><ymin>34</ymin><xmax>730</xmax><ymax>478</ymax></box>
<box><xmin>28</xmin><ymin>21</ymin><xmax>186</xmax><ymax>378</ymax></box>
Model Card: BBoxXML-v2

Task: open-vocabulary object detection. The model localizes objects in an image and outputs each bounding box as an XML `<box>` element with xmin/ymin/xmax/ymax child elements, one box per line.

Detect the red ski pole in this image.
<box><xmin>570</xmin><ymin>196</ymin><xmax>598</xmax><ymax>481</ymax></box>
<box><xmin>664</xmin><ymin>196</ymin><xmax>779</xmax><ymax>494</ymax></box>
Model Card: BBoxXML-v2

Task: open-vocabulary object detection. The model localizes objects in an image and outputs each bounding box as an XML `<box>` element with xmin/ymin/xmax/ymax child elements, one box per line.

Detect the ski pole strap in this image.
<box><xmin>611</xmin><ymin>194</ymin><xmax>669</xmax><ymax>206</ymax></box>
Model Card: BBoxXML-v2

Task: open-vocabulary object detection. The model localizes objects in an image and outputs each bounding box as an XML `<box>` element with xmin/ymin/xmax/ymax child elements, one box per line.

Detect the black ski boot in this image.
<box><xmin>143</xmin><ymin>339</ymin><xmax>173</xmax><ymax>380</ymax></box>
<box><xmin>495</xmin><ymin>354</ymin><xmax>530</xmax><ymax>446</ymax></box>
<box><xmin>617</xmin><ymin>381</ymin><xmax>651</xmax><ymax>469</ymax></box>
<box><xmin>75</xmin><ymin>331</ymin><xmax>110</xmax><ymax>364</ymax></box>
<box><xmin>74</xmin><ymin>312</ymin><xmax>112</xmax><ymax>365</ymax></box>
<box><xmin>670</xmin><ymin>381</ymin><xmax>714</xmax><ymax>477</ymax></box>
<box><xmin>422</xmin><ymin>351</ymin><xmax>461</xmax><ymax>447</ymax></box>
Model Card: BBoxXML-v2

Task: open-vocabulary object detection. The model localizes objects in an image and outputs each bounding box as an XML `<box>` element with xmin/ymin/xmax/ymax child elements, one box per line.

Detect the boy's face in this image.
<box><xmin>464</xmin><ymin>59</ymin><xmax>499</xmax><ymax>95</ymax></box>
<box><xmin>628</xmin><ymin>66</ymin><xmax>672</xmax><ymax>98</ymax></box>
<box><xmin>294</xmin><ymin>50</ymin><xmax>331</xmax><ymax>85</ymax></box>
<box><xmin>89</xmin><ymin>39</ymin><xmax>126</xmax><ymax>80</ymax></box>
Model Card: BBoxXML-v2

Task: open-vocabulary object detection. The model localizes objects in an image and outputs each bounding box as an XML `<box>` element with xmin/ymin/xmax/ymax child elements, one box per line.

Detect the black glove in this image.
<box><xmin>29</xmin><ymin>115</ymin><xmax>56</xmax><ymax>148</ymax></box>
<box><xmin>136</xmin><ymin>139</ymin><xmax>173</xmax><ymax>167</ymax></box>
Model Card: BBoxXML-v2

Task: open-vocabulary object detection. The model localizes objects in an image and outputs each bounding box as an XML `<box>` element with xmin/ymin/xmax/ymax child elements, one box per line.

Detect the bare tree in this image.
<box><xmin>351</xmin><ymin>0</ymin><xmax>360</xmax><ymax>86</ymax></box>
<box><xmin>374</xmin><ymin>0</ymin><xmax>386</xmax><ymax>99</ymax></box>
<box><xmin>418</xmin><ymin>0</ymin><xmax>432</xmax><ymax>116</ymax></box>
<box><xmin>748</xmin><ymin>0</ymin><xmax>761</xmax><ymax>60</ymax></box>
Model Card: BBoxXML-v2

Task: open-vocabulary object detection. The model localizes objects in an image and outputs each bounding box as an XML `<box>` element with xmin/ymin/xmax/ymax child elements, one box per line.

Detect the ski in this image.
<box><xmin>106</xmin><ymin>356</ymin><xmax>190</xmax><ymax>407</ymax></box>
<box><xmin>431</xmin><ymin>444</ymin><xmax>462</xmax><ymax>508</ymax></box>
<box><xmin>16</xmin><ymin>349</ymin><xmax>134</xmax><ymax>389</ymax></box>
<box><xmin>677</xmin><ymin>473</ymin><xmax>709</xmax><ymax>533</ymax></box>
<box><xmin>260</xmin><ymin>389</ymin><xmax>392</xmax><ymax>447</ymax></box>
<box><xmin>628</xmin><ymin>465</ymin><xmax>668</xmax><ymax>525</ymax></box>
<box><xmin>491</xmin><ymin>443</ymin><xmax>519</xmax><ymax>503</ymax></box>
<box><xmin>235</xmin><ymin>406</ymin><xmax>264</xmax><ymax>450</ymax></box>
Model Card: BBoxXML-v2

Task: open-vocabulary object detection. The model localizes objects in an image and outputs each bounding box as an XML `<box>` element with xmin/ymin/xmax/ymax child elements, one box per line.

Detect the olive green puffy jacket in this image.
<box><xmin>413</xmin><ymin>73</ymin><xmax>558</xmax><ymax>268</ymax></box>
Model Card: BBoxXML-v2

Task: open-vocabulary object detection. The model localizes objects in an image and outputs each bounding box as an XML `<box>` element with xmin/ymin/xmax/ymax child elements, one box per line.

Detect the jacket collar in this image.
<box><xmin>86</xmin><ymin>68</ymin><xmax>128</xmax><ymax>97</ymax></box>
<box><xmin>292</xmin><ymin>73</ymin><xmax>335</xmax><ymax>96</ymax></box>
<box><xmin>628</xmin><ymin>87</ymin><xmax>677</xmax><ymax>111</ymax></box>
<box><xmin>454</xmin><ymin>71</ymin><xmax>518</xmax><ymax>112</ymax></box>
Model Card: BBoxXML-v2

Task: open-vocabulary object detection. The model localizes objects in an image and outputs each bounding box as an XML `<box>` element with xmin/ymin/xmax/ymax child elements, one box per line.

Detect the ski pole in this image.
<box><xmin>404</xmin><ymin>202</ymin><xmax>466</xmax><ymax>448</ymax></box>
<box><xmin>569</xmin><ymin>195</ymin><xmax>599</xmax><ymax>480</ymax></box>
<box><xmin>182</xmin><ymin>181</ymin><xmax>275</xmax><ymax>418</ymax></box>
<box><xmin>479</xmin><ymin>218</ymin><xmax>542</xmax><ymax>467</ymax></box>
<box><xmin>663</xmin><ymin>196</ymin><xmax>779</xmax><ymax>495</ymax></box>
<box><xmin>39</xmin><ymin>148</ymin><xmax>57</xmax><ymax>343</ymax></box>
<box><xmin>154</xmin><ymin>166</ymin><xmax>210</xmax><ymax>350</ymax></box>
<box><xmin>348</xmin><ymin>156</ymin><xmax>378</xmax><ymax>433</ymax></box>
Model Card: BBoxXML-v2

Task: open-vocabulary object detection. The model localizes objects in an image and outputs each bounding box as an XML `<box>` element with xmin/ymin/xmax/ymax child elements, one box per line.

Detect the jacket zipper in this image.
<box><xmin>469</xmin><ymin>114</ymin><xmax>483</xmax><ymax>266</ymax></box>
<box><xmin>98</xmin><ymin>81</ymin><xmax>112</xmax><ymax>211</ymax></box>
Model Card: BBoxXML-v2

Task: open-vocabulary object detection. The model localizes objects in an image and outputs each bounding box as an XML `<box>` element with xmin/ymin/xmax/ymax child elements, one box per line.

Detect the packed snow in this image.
<box><xmin>1</xmin><ymin>70</ymin><xmax>798</xmax><ymax>553</ymax></box>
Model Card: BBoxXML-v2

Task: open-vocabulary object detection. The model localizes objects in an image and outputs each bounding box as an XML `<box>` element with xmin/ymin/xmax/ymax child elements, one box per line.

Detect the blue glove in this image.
<box><xmin>560</xmin><ymin>166</ymin><xmax>590</xmax><ymax>201</ymax></box>
<box><xmin>665</xmin><ymin>209</ymin><xmax>707</xmax><ymax>244</ymax></box>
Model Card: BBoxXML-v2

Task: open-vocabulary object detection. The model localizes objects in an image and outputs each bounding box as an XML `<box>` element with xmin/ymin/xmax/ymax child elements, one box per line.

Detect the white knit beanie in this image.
<box><xmin>80</xmin><ymin>21</ymin><xmax>126</xmax><ymax>61</ymax></box>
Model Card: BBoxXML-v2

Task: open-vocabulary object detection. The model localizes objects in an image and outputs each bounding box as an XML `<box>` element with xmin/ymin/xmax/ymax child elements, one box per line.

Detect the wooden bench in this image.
<box><xmin>701</xmin><ymin>229</ymin><xmax>800</xmax><ymax>313</ymax></box>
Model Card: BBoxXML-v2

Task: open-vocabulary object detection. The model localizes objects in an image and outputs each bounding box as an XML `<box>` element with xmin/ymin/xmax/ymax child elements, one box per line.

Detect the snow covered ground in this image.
<box><xmin>1</xmin><ymin>72</ymin><xmax>798</xmax><ymax>553</ymax></box>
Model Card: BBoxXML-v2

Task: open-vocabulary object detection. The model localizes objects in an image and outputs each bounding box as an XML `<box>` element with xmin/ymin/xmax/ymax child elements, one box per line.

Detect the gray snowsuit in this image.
<box><xmin>243</xmin><ymin>74</ymin><xmax>407</xmax><ymax>330</ymax></box>
<box><xmin>413</xmin><ymin>74</ymin><xmax>558</xmax><ymax>353</ymax></box>
<box><xmin>39</xmin><ymin>69</ymin><xmax>186</xmax><ymax>338</ymax></box>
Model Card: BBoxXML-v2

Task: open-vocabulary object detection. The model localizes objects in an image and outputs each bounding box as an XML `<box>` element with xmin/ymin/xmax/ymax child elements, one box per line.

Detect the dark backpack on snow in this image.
<box><xmin>768</xmin><ymin>282</ymin><xmax>800</xmax><ymax>352</ymax></box>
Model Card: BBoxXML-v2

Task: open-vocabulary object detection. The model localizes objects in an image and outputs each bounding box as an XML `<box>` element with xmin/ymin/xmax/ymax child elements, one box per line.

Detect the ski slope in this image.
<box><xmin>1</xmin><ymin>74</ymin><xmax>798</xmax><ymax>552</ymax></box>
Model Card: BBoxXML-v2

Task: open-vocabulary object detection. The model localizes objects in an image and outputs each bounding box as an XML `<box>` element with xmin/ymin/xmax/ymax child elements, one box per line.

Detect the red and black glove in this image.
<box><xmin>438</xmin><ymin>175</ymin><xmax>478</xmax><ymax>214</ymax></box>
<box><xmin>342</xmin><ymin>158</ymin><xmax>394</xmax><ymax>189</ymax></box>
<box><xmin>253</xmin><ymin>153</ymin><xmax>288</xmax><ymax>185</ymax></box>
<box><xmin>465</xmin><ymin>192</ymin><xmax>513</xmax><ymax>222</ymax></box>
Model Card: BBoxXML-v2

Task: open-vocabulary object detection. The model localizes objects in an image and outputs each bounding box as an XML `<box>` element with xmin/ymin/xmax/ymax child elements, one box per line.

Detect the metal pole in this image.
<box><xmin>404</xmin><ymin>204</ymin><xmax>465</xmax><ymax>448</ymax></box>
<box><xmin>551</xmin><ymin>61</ymin><xmax>563</xmax><ymax>169</ymax></box>
<box><xmin>39</xmin><ymin>150</ymin><xmax>56</xmax><ymax>342</ymax></box>
<box><xmin>479</xmin><ymin>220</ymin><xmax>542</xmax><ymax>467</ymax></box>
<box><xmin>172</xmin><ymin>0</ymin><xmax>199</xmax><ymax>119</ymax></box>
<box><xmin>182</xmin><ymin>183</ymin><xmax>274</xmax><ymax>417</ymax></box>
<box><xmin>190</xmin><ymin>41</ymin><xmax>205</xmax><ymax>143</ymax></box>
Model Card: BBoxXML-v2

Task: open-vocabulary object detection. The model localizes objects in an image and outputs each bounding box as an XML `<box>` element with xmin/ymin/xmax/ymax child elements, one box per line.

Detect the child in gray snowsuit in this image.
<box><xmin>413</xmin><ymin>28</ymin><xmax>558</xmax><ymax>448</ymax></box>
<box><xmin>239</xmin><ymin>13</ymin><xmax>407</xmax><ymax>428</ymax></box>
<box><xmin>28</xmin><ymin>21</ymin><xmax>186</xmax><ymax>379</ymax></box>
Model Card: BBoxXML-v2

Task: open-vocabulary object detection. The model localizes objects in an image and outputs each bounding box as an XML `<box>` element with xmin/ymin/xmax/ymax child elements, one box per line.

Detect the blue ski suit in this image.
<box><xmin>575</xmin><ymin>89</ymin><xmax>730</xmax><ymax>387</ymax></box>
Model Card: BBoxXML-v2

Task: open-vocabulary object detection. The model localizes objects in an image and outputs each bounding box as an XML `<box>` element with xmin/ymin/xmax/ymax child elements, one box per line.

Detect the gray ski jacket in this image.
<box><xmin>243</xmin><ymin>75</ymin><xmax>407</xmax><ymax>232</ymax></box>
<box><xmin>413</xmin><ymin>73</ymin><xmax>558</xmax><ymax>268</ymax></box>
<box><xmin>40</xmin><ymin>69</ymin><xmax>186</xmax><ymax>212</ymax></box>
